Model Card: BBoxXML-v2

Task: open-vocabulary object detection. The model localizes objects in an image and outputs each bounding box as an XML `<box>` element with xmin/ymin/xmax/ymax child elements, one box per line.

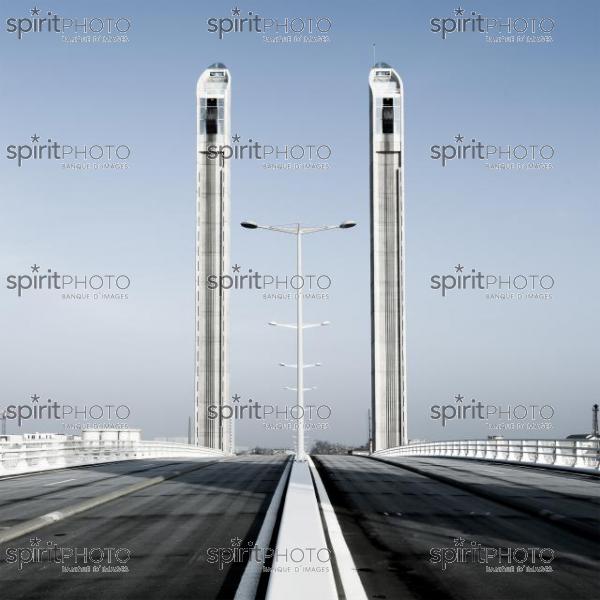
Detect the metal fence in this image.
<box><xmin>373</xmin><ymin>439</ymin><xmax>600</xmax><ymax>471</ymax></box>
<box><xmin>0</xmin><ymin>439</ymin><xmax>225</xmax><ymax>476</ymax></box>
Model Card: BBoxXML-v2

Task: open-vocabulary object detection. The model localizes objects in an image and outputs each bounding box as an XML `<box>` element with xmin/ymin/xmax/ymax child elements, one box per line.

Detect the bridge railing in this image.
<box><xmin>372</xmin><ymin>439</ymin><xmax>600</xmax><ymax>471</ymax></box>
<box><xmin>0</xmin><ymin>439</ymin><xmax>225</xmax><ymax>477</ymax></box>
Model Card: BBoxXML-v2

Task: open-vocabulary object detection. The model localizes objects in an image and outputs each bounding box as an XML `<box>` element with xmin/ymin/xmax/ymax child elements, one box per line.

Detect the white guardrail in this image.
<box><xmin>0</xmin><ymin>439</ymin><xmax>225</xmax><ymax>477</ymax></box>
<box><xmin>373</xmin><ymin>439</ymin><xmax>600</xmax><ymax>471</ymax></box>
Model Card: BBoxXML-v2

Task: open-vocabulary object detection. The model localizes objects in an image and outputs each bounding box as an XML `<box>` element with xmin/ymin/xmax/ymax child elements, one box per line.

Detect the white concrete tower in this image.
<box><xmin>369</xmin><ymin>63</ymin><xmax>407</xmax><ymax>450</ymax></box>
<box><xmin>195</xmin><ymin>64</ymin><xmax>232</xmax><ymax>453</ymax></box>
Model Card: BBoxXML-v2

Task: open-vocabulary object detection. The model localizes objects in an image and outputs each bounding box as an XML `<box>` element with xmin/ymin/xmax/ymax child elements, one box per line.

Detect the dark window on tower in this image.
<box><xmin>382</xmin><ymin>97</ymin><xmax>394</xmax><ymax>134</ymax></box>
<box><xmin>206</xmin><ymin>98</ymin><xmax>218</xmax><ymax>135</ymax></box>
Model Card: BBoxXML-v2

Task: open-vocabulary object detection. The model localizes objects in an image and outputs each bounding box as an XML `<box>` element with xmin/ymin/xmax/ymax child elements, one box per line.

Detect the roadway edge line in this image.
<box><xmin>233</xmin><ymin>457</ymin><xmax>292</xmax><ymax>600</ymax></box>
<box><xmin>309</xmin><ymin>456</ymin><xmax>369</xmax><ymax>600</ymax></box>
<box><xmin>366</xmin><ymin>455</ymin><xmax>598</xmax><ymax>543</ymax></box>
<box><xmin>0</xmin><ymin>459</ymin><xmax>224</xmax><ymax>545</ymax></box>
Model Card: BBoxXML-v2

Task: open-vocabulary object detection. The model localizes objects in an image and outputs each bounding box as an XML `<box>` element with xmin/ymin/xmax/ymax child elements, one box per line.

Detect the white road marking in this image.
<box><xmin>235</xmin><ymin>459</ymin><xmax>292</xmax><ymax>600</ymax></box>
<box><xmin>43</xmin><ymin>478</ymin><xmax>76</xmax><ymax>487</ymax></box>
<box><xmin>309</xmin><ymin>457</ymin><xmax>369</xmax><ymax>600</ymax></box>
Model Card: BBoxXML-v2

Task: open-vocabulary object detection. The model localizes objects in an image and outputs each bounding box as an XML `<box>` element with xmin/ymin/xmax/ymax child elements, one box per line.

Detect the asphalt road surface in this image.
<box><xmin>313</xmin><ymin>455</ymin><xmax>599</xmax><ymax>600</ymax></box>
<box><xmin>0</xmin><ymin>456</ymin><xmax>288</xmax><ymax>600</ymax></box>
<box><xmin>0</xmin><ymin>459</ymin><xmax>214</xmax><ymax>526</ymax></box>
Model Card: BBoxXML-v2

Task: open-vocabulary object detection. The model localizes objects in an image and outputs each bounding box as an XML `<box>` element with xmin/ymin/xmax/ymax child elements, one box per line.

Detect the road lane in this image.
<box><xmin>314</xmin><ymin>455</ymin><xmax>599</xmax><ymax>600</ymax></box>
<box><xmin>379</xmin><ymin>456</ymin><xmax>600</xmax><ymax>530</ymax></box>
<box><xmin>0</xmin><ymin>456</ymin><xmax>288</xmax><ymax>600</ymax></box>
<box><xmin>0</xmin><ymin>459</ymin><xmax>217</xmax><ymax>527</ymax></box>
<box><xmin>378</xmin><ymin>457</ymin><xmax>600</xmax><ymax>540</ymax></box>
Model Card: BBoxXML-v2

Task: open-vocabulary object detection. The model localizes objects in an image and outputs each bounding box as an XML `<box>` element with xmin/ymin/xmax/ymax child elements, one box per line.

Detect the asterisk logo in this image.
<box><xmin>454</xmin><ymin>134</ymin><xmax>464</xmax><ymax>143</ymax></box>
<box><xmin>232</xmin><ymin>7</ymin><xmax>241</xmax><ymax>16</ymax></box>
<box><xmin>454</xmin><ymin>537</ymin><xmax>465</xmax><ymax>547</ymax></box>
<box><xmin>30</xmin><ymin>537</ymin><xmax>41</xmax><ymax>546</ymax></box>
<box><xmin>232</xmin><ymin>394</ymin><xmax>241</xmax><ymax>403</ymax></box>
<box><xmin>31</xmin><ymin>264</ymin><xmax>40</xmax><ymax>273</ymax></box>
<box><xmin>31</xmin><ymin>134</ymin><xmax>40</xmax><ymax>143</ymax></box>
<box><xmin>31</xmin><ymin>394</ymin><xmax>40</xmax><ymax>403</ymax></box>
<box><xmin>232</xmin><ymin>264</ymin><xmax>241</xmax><ymax>273</ymax></box>
<box><xmin>232</xmin><ymin>134</ymin><xmax>241</xmax><ymax>143</ymax></box>
<box><xmin>454</xmin><ymin>7</ymin><xmax>465</xmax><ymax>16</ymax></box>
<box><xmin>30</xmin><ymin>7</ymin><xmax>40</xmax><ymax>16</ymax></box>
<box><xmin>454</xmin><ymin>394</ymin><xmax>464</xmax><ymax>403</ymax></box>
<box><xmin>454</xmin><ymin>264</ymin><xmax>464</xmax><ymax>273</ymax></box>
<box><xmin>231</xmin><ymin>537</ymin><xmax>242</xmax><ymax>547</ymax></box>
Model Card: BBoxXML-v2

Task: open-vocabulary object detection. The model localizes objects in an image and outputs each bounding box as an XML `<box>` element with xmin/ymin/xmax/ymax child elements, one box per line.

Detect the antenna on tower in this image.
<box><xmin>368</xmin><ymin>408</ymin><xmax>373</xmax><ymax>454</ymax></box>
<box><xmin>372</xmin><ymin>43</ymin><xmax>376</xmax><ymax>66</ymax></box>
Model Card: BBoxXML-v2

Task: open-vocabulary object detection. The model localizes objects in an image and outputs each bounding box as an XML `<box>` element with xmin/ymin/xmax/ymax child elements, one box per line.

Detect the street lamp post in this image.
<box><xmin>241</xmin><ymin>220</ymin><xmax>356</xmax><ymax>461</ymax></box>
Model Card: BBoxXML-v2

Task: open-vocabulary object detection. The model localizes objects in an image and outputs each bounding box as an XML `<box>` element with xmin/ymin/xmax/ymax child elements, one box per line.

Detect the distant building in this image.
<box><xmin>152</xmin><ymin>436</ymin><xmax>189</xmax><ymax>444</ymax></box>
<box><xmin>567</xmin><ymin>404</ymin><xmax>600</xmax><ymax>439</ymax></box>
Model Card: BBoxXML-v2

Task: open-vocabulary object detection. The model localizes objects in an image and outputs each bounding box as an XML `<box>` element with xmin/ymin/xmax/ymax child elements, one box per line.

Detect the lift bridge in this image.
<box><xmin>0</xmin><ymin>428</ymin><xmax>597</xmax><ymax>600</ymax></box>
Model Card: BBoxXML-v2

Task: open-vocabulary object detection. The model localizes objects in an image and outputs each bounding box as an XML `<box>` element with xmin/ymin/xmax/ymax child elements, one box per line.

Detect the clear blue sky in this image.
<box><xmin>0</xmin><ymin>0</ymin><xmax>598</xmax><ymax>446</ymax></box>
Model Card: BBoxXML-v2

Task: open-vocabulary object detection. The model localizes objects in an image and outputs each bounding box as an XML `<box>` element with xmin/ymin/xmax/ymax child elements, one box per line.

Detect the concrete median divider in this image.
<box><xmin>265</xmin><ymin>459</ymin><xmax>337</xmax><ymax>600</ymax></box>
<box><xmin>264</xmin><ymin>457</ymin><xmax>368</xmax><ymax>600</ymax></box>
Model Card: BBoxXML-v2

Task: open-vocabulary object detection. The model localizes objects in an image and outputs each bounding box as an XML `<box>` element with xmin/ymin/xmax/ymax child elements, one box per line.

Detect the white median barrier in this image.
<box><xmin>265</xmin><ymin>460</ymin><xmax>337</xmax><ymax>600</ymax></box>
